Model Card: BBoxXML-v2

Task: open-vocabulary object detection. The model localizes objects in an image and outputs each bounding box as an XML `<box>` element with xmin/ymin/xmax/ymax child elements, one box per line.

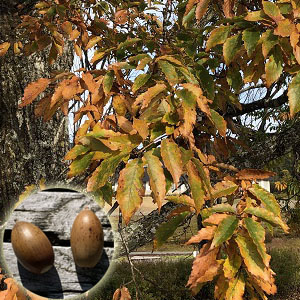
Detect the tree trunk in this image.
<box><xmin>0</xmin><ymin>3</ymin><xmax>73</xmax><ymax>222</ymax></box>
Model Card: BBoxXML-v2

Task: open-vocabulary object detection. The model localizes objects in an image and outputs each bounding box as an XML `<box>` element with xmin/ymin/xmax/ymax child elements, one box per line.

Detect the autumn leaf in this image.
<box><xmin>0</xmin><ymin>42</ymin><xmax>10</xmax><ymax>56</ymax></box>
<box><xmin>192</xmin><ymin>158</ymin><xmax>212</xmax><ymax>195</ymax></box>
<box><xmin>103</xmin><ymin>70</ymin><xmax>114</xmax><ymax>95</ymax></box>
<box><xmin>115</xmin><ymin>9</ymin><xmax>128</xmax><ymax>24</ymax></box>
<box><xmin>68</xmin><ymin>152</ymin><xmax>94</xmax><ymax>177</ymax></box>
<box><xmin>236</xmin><ymin>169</ymin><xmax>275</xmax><ymax>180</ymax></box>
<box><xmin>0</xmin><ymin>278</ymin><xmax>19</xmax><ymax>300</ymax></box>
<box><xmin>117</xmin><ymin>38</ymin><xmax>141</xmax><ymax>50</ymax></box>
<box><xmin>186</xmin><ymin>160</ymin><xmax>205</xmax><ymax>214</ymax></box>
<box><xmin>245</xmin><ymin>206</ymin><xmax>288</xmax><ymax>233</ymax></box>
<box><xmin>236</xmin><ymin>233</ymin><xmax>269</xmax><ymax>282</ymax></box>
<box><xmin>185</xmin><ymin>226</ymin><xmax>216</xmax><ymax>245</ymax></box>
<box><xmin>223</xmin><ymin>241</ymin><xmax>242</xmax><ymax>279</ymax></box>
<box><xmin>265</xmin><ymin>46</ymin><xmax>283</xmax><ymax>87</ymax></box>
<box><xmin>166</xmin><ymin>195</ymin><xmax>195</xmax><ymax>207</ymax></box>
<box><xmin>87</xmin><ymin>151</ymin><xmax>129</xmax><ymax>191</ymax></box>
<box><xmin>144</xmin><ymin>150</ymin><xmax>166</xmax><ymax>211</ymax></box>
<box><xmin>242</xmin><ymin>29</ymin><xmax>260</xmax><ymax>57</ymax></box>
<box><xmin>248</xmin><ymin>184</ymin><xmax>280</xmax><ymax>216</ymax></box>
<box><xmin>210</xmin><ymin>215</ymin><xmax>238</xmax><ymax>249</ymax></box>
<box><xmin>113</xmin><ymin>288</ymin><xmax>121</xmax><ymax>300</ymax></box>
<box><xmin>133</xmin><ymin>83</ymin><xmax>166</xmax><ymax>112</ymax></box>
<box><xmin>208</xmin><ymin>203</ymin><xmax>236</xmax><ymax>214</ymax></box>
<box><xmin>274</xmin><ymin>19</ymin><xmax>295</xmax><ymax>37</ymax></box>
<box><xmin>20</xmin><ymin>78</ymin><xmax>51</xmax><ymax>107</ymax></box>
<box><xmin>206</xmin><ymin>26</ymin><xmax>231</xmax><ymax>51</ymax></box>
<box><xmin>161</xmin><ymin>139</ymin><xmax>183</xmax><ymax>187</ymax></box>
<box><xmin>120</xmin><ymin>286</ymin><xmax>132</xmax><ymax>300</ymax></box>
<box><xmin>261</xmin><ymin>30</ymin><xmax>278</xmax><ymax>58</ymax></box>
<box><xmin>210</xmin><ymin>109</ymin><xmax>227</xmax><ymax>137</ymax></box>
<box><xmin>203</xmin><ymin>213</ymin><xmax>229</xmax><ymax>226</ymax></box>
<box><xmin>211</xmin><ymin>181</ymin><xmax>238</xmax><ymax>199</ymax></box>
<box><xmin>132</xmin><ymin>73</ymin><xmax>151</xmax><ymax>93</ymax></box>
<box><xmin>244</xmin><ymin>217</ymin><xmax>271</xmax><ymax>267</ymax></box>
<box><xmin>133</xmin><ymin>118</ymin><xmax>149</xmax><ymax>139</ymax></box>
<box><xmin>194</xmin><ymin>0</ymin><xmax>210</xmax><ymax>21</ymax></box>
<box><xmin>187</xmin><ymin>242</ymin><xmax>221</xmax><ymax>293</ymax></box>
<box><xmin>85</xmin><ymin>36</ymin><xmax>101</xmax><ymax>50</ymax></box>
<box><xmin>82</xmin><ymin>72</ymin><xmax>100</xmax><ymax>94</ymax></box>
<box><xmin>116</xmin><ymin>158</ymin><xmax>145</xmax><ymax>224</ymax></box>
<box><xmin>64</xmin><ymin>145</ymin><xmax>89</xmax><ymax>160</ymax></box>
<box><xmin>154</xmin><ymin>212</ymin><xmax>189</xmax><ymax>249</ymax></box>
<box><xmin>262</xmin><ymin>1</ymin><xmax>284</xmax><ymax>23</ymax></box>
<box><xmin>157</xmin><ymin>59</ymin><xmax>179</xmax><ymax>85</ymax></box>
<box><xmin>288</xmin><ymin>71</ymin><xmax>300</xmax><ymax>117</ymax></box>
<box><xmin>226</xmin><ymin>273</ymin><xmax>245</xmax><ymax>300</ymax></box>
<box><xmin>223</xmin><ymin>33</ymin><xmax>242</xmax><ymax>66</ymax></box>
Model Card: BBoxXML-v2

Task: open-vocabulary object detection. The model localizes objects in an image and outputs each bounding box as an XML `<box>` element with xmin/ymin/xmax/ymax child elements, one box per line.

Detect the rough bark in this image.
<box><xmin>0</xmin><ymin>4</ymin><xmax>73</xmax><ymax>222</ymax></box>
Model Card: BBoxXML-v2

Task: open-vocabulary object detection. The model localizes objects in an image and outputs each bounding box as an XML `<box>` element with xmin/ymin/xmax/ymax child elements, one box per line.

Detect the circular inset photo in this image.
<box><xmin>1</xmin><ymin>187</ymin><xmax>115</xmax><ymax>299</ymax></box>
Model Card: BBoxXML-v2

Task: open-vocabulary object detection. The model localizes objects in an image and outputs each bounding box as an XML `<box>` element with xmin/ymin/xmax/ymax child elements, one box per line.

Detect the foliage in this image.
<box><xmin>2</xmin><ymin>0</ymin><xmax>300</xmax><ymax>299</ymax></box>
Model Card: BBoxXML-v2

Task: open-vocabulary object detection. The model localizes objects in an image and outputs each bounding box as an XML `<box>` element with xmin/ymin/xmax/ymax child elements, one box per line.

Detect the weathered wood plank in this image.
<box><xmin>3</xmin><ymin>243</ymin><xmax>114</xmax><ymax>298</ymax></box>
<box><xmin>4</xmin><ymin>191</ymin><xmax>114</xmax><ymax>242</ymax></box>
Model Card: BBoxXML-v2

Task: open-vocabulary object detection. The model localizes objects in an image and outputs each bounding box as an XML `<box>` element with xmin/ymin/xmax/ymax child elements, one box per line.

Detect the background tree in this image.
<box><xmin>1</xmin><ymin>0</ymin><xmax>300</xmax><ymax>299</ymax></box>
<box><xmin>0</xmin><ymin>0</ymin><xmax>73</xmax><ymax>221</ymax></box>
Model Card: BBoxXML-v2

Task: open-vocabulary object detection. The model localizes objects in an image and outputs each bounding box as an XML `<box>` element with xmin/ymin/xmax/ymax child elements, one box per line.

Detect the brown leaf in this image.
<box><xmin>115</xmin><ymin>10</ymin><xmax>128</xmax><ymax>24</ymax></box>
<box><xmin>82</xmin><ymin>72</ymin><xmax>100</xmax><ymax>94</ymax></box>
<box><xmin>185</xmin><ymin>226</ymin><xmax>216</xmax><ymax>245</ymax></box>
<box><xmin>187</xmin><ymin>242</ymin><xmax>221</xmax><ymax>291</ymax></box>
<box><xmin>120</xmin><ymin>286</ymin><xmax>132</xmax><ymax>300</ymax></box>
<box><xmin>223</xmin><ymin>0</ymin><xmax>235</xmax><ymax>18</ymax></box>
<box><xmin>184</xmin><ymin>0</ymin><xmax>197</xmax><ymax>16</ymax></box>
<box><xmin>20</xmin><ymin>78</ymin><xmax>51</xmax><ymax>107</ymax></box>
<box><xmin>236</xmin><ymin>169</ymin><xmax>275</xmax><ymax>180</ymax></box>
<box><xmin>133</xmin><ymin>118</ymin><xmax>149</xmax><ymax>139</ymax></box>
<box><xmin>196</xmin><ymin>0</ymin><xmax>210</xmax><ymax>22</ymax></box>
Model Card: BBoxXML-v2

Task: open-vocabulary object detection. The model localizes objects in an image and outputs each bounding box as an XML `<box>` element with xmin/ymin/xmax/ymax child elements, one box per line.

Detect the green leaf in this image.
<box><xmin>187</xmin><ymin>161</ymin><xmax>205</xmax><ymax>214</ymax></box>
<box><xmin>223</xmin><ymin>34</ymin><xmax>242</xmax><ymax>66</ymax></box>
<box><xmin>117</xmin><ymin>158</ymin><xmax>145</xmax><ymax>224</ymax></box>
<box><xmin>154</xmin><ymin>212</ymin><xmax>189</xmax><ymax>248</ymax></box>
<box><xmin>177</xmin><ymin>67</ymin><xmax>198</xmax><ymax>84</ymax></box>
<box><xmin>132</xmin><ymin>74</ymin><xmax>151</xmax><ymax>93</ymax></box>
<box><xmin>180</xmin><ymin>147</ymin><xmax>193</xmax><ymax>166</ymax></box>
<box><xmin>210</xmin><ymin>215</ymin><xmax>238</xmax><ymax>249</ymax></box>
<box><xmin>87</xmin><ymin>151</ymin><xmax>129</xmax><ymax>191</ymax></box>
<box><xmin>92</xmin><ymin>181</ymin><xmax>113</xmax><ymax>206</ymax></box>
<box><xmin>260</xmin><ymin>30</ymin><xmax>278</xmax><ymax>58</ymax></box>
<box><xmin>244</xmin><ymin>218</ymin><xmax>270</xmax><ymax>266</ymax></box>
<box><xmin>183</xmin><ymin>6</ymin><xmax>196</xmax><ymax>28</ymax></box>
<box><xmin>210</xmin><ymin>203</ymin><xmax>236</xmax><ymax>214</ymax></box>
<box><xmin>176</xmin><ymin>88</ymin><xmax>197</xmax><ymax>108</ymax></box>
<box><xmin>236</xmin><ymin>233</ymin><xmax>269</xmax><ymax>282</ymax></box>
<box><xmin>196</xmin><ymin>64</ymin><xmax>215</xmax><ymax>100</ymax></box>
<box><xmin>150</xmin><ymin>122</ymin><xmax>165</xmax><ymax>141</ymax></box>
<box><xmin>223</xmin><ymin>243</ymin><xmax>242</xmax><ymax>279</ymax></box>
<box><xmin>227</xmin><ymin>67</ymin><xmax>242</xmax><ymax>92</ymax></box>
<box><xmin>68</xmin><ymin>152</ymin><xmax>94</xmax><ymax>177</ymax></box>
<box><xmin>265</xmin><ymin>46</ymin><xmax>283</xmax><ymax>87</ymax></box>
<box><xmin>103</xmin><ymin>70</ymin><xmax>114</xmax><ymax>95</ymax></box>
<box><xmin>242</xmin><ymin>29</ymin><xmax>260</xmax><ymax>57</ymax></box>
<box><xmin>288</xmin><ymin>72</ymin><xmax>300</xmax><ymax>118</ymax></box>
<box><xmin>192</xmin><ymin>158</ymin><xmax>212</xmax><ymax>196</ymax></box>
<box><xmin>210</xmin><ymin>109</ymin><xmax>227</xmax><ymax>137</ymax></box>
<box><xmin>144</xmin><ymin>150</ymin><xmax>166</xmax><ymax>211</ymax></box>
<box><xmin>64</xmin><ymin>145</ymin><xmax>89</xmax><ymax>160</ymax></box>
<box><xmin>244</xmin><ymin>206</ymin><xmax>289</xmax><ymax>233</ymax></box>
<box><xmin>161</xmin><ymin>139</ymin><xmax>183</xmax><ymax>187</ymax></box>
<box><xmin>206</xmin><ymin>26</ymin><xmax>231</xmax><ymax>51</ymax></box>
<box><xmin>248</xmin><ymin>184</ymin><xmax>280</xmax><ymax>216</ymax></box>
<box><xmin>117</xmin><ymin>38</ymin><xmax>141</xmax><ymax>50</ymax></box>
<box><xmin>262</xmin><ymin>1</ymin><xmax>284</xmax><ymax>22</ymax></box>
<box><xmin>158</xmin><ymin>60</ymin><xmax>179</xmax><ymax>85</ymax></box>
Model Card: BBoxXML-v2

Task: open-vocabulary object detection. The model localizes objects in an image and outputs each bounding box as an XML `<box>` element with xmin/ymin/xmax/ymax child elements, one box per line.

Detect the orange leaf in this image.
<box><xmin>113</xmin><ymin>288</ymin><xmax>121</xmax><ymax>300</ymax></box>
<box><xmin>203</xmin><ymin>213</ymin><xmax>229</xmax><ymax>226</ymax></box>
<box><xmin>0</xmin><ymin>42</ymin><xmax>10</xmax><ymax>56</ymax></box>
<box><xmin>20</xmin><ymin>78</ymin><xmax>51</xmax><ymax>107</ymax></box>
<box><xmin>196</xmin><ymin>0</ymin><xmax>210</xmax><ymax>22</ymax></box>
<box><xmin>115</xmin><ymin>9</ymin><xmax>128</xmax><ymax>24</ymax></box>
<box><xmin>133</xmin><ymin>118</ymin><xmax>149</xmax><ymax>139</ymax></box>
<box><xmin>184</xmin><ymin>0</ymin><xmax>197</xmax><ymax>16</ymax></box>
<box><xmin>120</xmin><ymin>286</ymin><xmax>132</xmax><ymax>300</ymax></box>
<box><xmin>185</xmin><ymin>226</ymin><xmax>216</xmax><ymax>245</ymax></box>
<box><xmin>82</xmin><ymin>72</ymin><xmax>100</xmax><ymax>94</ymax></box>
<box><xmin>187</xmin><ymin>242</ymin><xmax>220</xmax><ymax>293</ymax></box>
<box><xmin>274</xmin><ymin>19</ymin><xmax>295</xmax><ymax>37</ymax></box>
<box><xmin>223</xmin><ymin>0</ymin><xmax>235</xmax><ymax>18</ymax></box>
<box><xmin>236</xmin><ymin>169</ymin><xmax>275</xmax><ymax>180</ymax></box>
<box><xmin>0</xmin><ymin>278</ymin><xmax>19</xmax><ymax>300</ymax></box>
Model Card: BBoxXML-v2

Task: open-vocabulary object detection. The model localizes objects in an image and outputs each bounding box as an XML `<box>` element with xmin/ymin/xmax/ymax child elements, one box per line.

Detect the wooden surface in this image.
<box><xmin>1</xmin><ymin>190</ymin><xmax>115</xmax><ymax>299</ymax></box>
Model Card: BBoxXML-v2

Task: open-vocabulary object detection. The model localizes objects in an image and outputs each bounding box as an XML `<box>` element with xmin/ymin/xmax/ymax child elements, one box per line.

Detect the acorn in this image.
<box><xmin>70</xmin><ymin>208</ymin><xmax>104</xmax><ymax>268</ymax></box>
<box><xmin>11</xmin><ymin>221</ymin><xmax>54</xmax><ymax>274</ymax></box>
